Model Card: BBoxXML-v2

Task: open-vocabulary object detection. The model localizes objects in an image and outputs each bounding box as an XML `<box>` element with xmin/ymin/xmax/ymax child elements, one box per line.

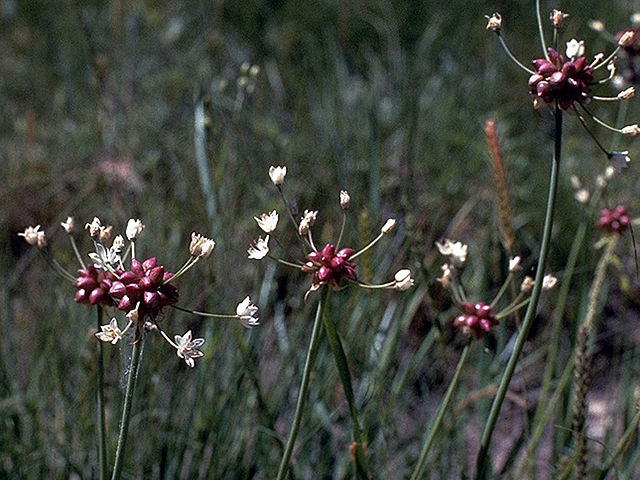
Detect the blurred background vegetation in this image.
<box><xmin>4</xmin><ymin>0</ymin><xmax>640</xmax><ymax>478</ymax></box>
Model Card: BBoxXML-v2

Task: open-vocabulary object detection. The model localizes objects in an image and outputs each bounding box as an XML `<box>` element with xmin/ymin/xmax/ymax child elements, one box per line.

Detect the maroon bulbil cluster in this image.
<box><xmin>108</xmin><ymin>257</ymin><xmax>179</xmax><ymax>321</ymax></box>
<box><xmin>598</xmin><ymin>206</ymin><xmax>631</xmax><ymax>234</ymax></box>
<box><xmin>528</xmin><ymin>48</ymin><xmax>594</xmax><ymax>110</ymax></box>
<box><xmin>75</xmin><ymin>266</ymin><xmax>118</xmax><ymax>307</ymax></box>
<box><xmin>302</xmin><ymin>244</ymin><xmax>357</xmax><ymax>290</ymax></box>
<box><xmin>454</xmin><ymin>302</ymin><xmax>499</xmax><ymax>339</ymax></box>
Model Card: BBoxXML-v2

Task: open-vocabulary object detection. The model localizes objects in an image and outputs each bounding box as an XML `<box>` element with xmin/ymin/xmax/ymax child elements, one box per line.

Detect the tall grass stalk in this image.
<box><xmin>474</xmin><ymin>106</ymin><xmax>562</xmax><ymax>479</ymax></box>
<box><xmin>276</xmin><ymin>290</ymin><xmax>327</xmax><ymax>480</ymax></box>
<box><xmin>96</xmin><ymin>306</ymin><xmax>107</xmax><ymax>480</ymax></box>
<box><xmin>410</xmin><ymin>343</ymin><xmax>471</xmax><ymax>480</ymax></box>
<box><xmin>323</xmin><ymin>293</ymin><xmax>370</xmax><ymax>479</ymax></box>
<box><xmin>110</xmin><ymin>338</ymin><xmax>143</xmax><ymax>480</ymax></box>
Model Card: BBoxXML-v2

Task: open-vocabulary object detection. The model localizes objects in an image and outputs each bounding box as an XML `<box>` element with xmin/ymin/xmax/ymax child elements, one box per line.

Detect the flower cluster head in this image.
<box><xmin>301</xmin><ymin>244</ymin><xmax>358</xmax><ymax>290</ymax></box>
<box><xmin>455</xmin><ymin>302</ymin><xmax>499</xmax><ymax>339</ymax></box>
<box><xmin>250</xmin><ymin>166</ymin><xmax>414</xmax><ymax>298</ymax></box>
<box><xmin>528</xmin><ymin>46</ymin><xmax>594</xmax><ymax>110</ymax></box>
<box><xmin>19</xmin><ymin>215</ymin><xmax>256</xmax><ymax>368</ymax></box>
<box><xmin>487</xmin><ymin>9</ymin><xmax>638</xmax><ymax>170</ymax></box>
<box><xmin>108</xmin><ymin>257</ymin><xmax>179</xmax><ymax>321</ymax></box>
<box><xmin>598</xmin><ymin>205</ymin><xmax>631</xmax><ymax>234</ymax></box>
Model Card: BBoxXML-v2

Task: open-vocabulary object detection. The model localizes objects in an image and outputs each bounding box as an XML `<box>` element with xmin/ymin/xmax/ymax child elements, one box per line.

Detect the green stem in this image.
<box><xmin>474</xmin><ymin>106</ymin><xmax>562</xmax><ymax>479</ymax></box>
<box><xmin>598</xmin><ymin>409</ymin><xmax>640</xmax><ymax>479</ymax></box>
<box><xmin>96</xmin><ymin>307</ymin><xmax>107</xmax><ymax>480</ymax></box>
<box><xmin>536</xmin><ymin>0</ymin><xmax>550</xmax><ymax>60</ymax></box>
<box><xmin>410</xmin><ymin>343</ymin><xmax>471</xmax><ymax>480</ymax></box>
<box><xmin>110</xmin><ymin>338</ymin><xmax>143</xmax><ymax>480</ymax></box>
<box><xmin>322</xmin><ymin>292</ymin><xmax>370</xmax><ymax>479</ymax></box>
<box><xmin>276</xmin><ymin>290</ymin><xmax>327</xmax><ymax>480</ymax></box>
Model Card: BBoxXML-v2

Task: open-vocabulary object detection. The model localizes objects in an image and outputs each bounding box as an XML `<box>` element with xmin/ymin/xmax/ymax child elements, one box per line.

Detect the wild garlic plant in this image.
<box><xmin>475</xmin><ymin>6</ymin><xmax>638</xmax><ymax>478</ymax></box>
<box><xmin>18</xmin><ymin>216</ymin><xmax>259</xmax><ymax>480</ymax></box>
<box><xmin>249</xmin><ymin>165</ymin><xmax>414</xmax><ymax>480</ymax></box>
<box><xmin>410</xmin><ymin>237</ymin><xmax>557</xmax><ymax>480</ymax></box>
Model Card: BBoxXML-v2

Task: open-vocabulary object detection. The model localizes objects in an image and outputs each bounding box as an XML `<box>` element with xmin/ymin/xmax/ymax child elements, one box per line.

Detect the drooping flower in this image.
<box><xmin>508</xmin><ymin>256</ymin><xmax>522</xmax><ymax>272</ymax></box>
<box><xmin>340</xmin><ymin>190</ymin><xmax>351</xmax><ymax>210</ymax></box>
<box><xmin>608</xmin><ymin>151</ymin><xmax>631</xmax><ymax>172</ymax></box>
<box><xmin>485</xmin><ymin>13</ymin><xmax>502</xmax><ymax>32</ymax></box>
<box><xmin>542</xmin><ymin>275</ymin><xmax>558</xmax><ymax>290</ymax></box>
<box><xmin>381</xmin><ymin>218</ymin><xmax>396</xmax><ymax>234</ymax></box>
<box><xmin>88</xmin><ymin>242</ymin><xmax>122</xmax><ymax>271</ymax></box>
<box><xmin>236</xmin><ymin>296</ymin><xmax>260</xmax><ymax>328</ymax></box>
<box><xmin>174</xmin><ymin>330</ymin><xmax>205</xmax><ymax>368</ymax></box>
<box><xmin>393</xmin><ymin>269</ymin><xmax>415</xmax><ymax>291</ymax></box>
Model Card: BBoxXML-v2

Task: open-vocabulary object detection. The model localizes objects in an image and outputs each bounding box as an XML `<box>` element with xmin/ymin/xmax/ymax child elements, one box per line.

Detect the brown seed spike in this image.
<box><xmin>485</xmin><ymin>120</ymin><xmax>515</xmax><ymax>253</ymax></box>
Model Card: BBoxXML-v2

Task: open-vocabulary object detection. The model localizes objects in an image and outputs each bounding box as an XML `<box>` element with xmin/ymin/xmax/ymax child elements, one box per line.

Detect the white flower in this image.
<box><xmin>95</xmin><ymin>318</ymin><xmax>122</xmax><ymax>344</ymax></box>
<box><xmin>236</xmin><ymin>296</ymin><xmax>260</xmax><ymax>328</ymax></box>
<box><xmin>618</xmin><ymin>87</ymin><xmax>636</xmax><ymax>100</ymax></box>
<box><xmin>550</xmin><ymin>9</ymin><xmax>569</xmax><ymax>28</ymax></box>
<box><xmin>248</xmin><ymin>235</ymin><xmax>270</xmax><ymax>260</ymax></box>
<box><xmin>596</xmin><ymin>174</ymin><xmax>606</xmax><ymax>188</ymax></box>
<box><xmin>98</xmin><ymin>225</ymin><xmax>113</xmax><ymax>244</ymax></box>
<box><xmin>60</xmin><ymin>217</ymin><xmax>75</xmax><ymax>233</ymax></box>
<box><xmin>542</xmin><ymin>275</ymin><xmax>558</xmax><ymax>290</ymax></box>
<box><xmin>89</xmin><ymin>242</ymin><xmax>121</xmax><ymax>270</ymax></box>
<box><xmin>18</xmin><ymin>225</ymin><xmax>46</xmax><ymax>248</ymax></box>
<box><xmin>381</xmin><ymin>218</ymin><xmax>396</xmax><ymax>234</ymax></box>
<box><xmin>111</xmin><ymin>235</ymin><xmax>125</xmax><ymax>253</ymax></box>
<box><xmin>565</xmin><ymin>39</ymin><xmax>585</xmax><ymax>59</ymax></box>
<box><xmin>570</xmin><ymin>175</ymin><xmax>582</xmax><ymax>190</ymax></box>
<box><xmin>174</xmin><ymin>330</ymin><xmax>205</xmax><ymax>368</ymax></box>
<box><xmin>607</xmin><ymin>62</ymin><xmax>617</xmax><ymax>80</ymax></box>
<box><xmin>298</xmin><ymin>210</ymin><xmax>318</xmax><ymax>235</ymax></box>
<box><xmin>437</xmin><ymin>264</ymin><xmax>452</xmax><ymax>288</ymax></box>
<box><xmin>619</xmin><ymin>31</ymin><xmax>635</xmax><ymax>47</ymax></box>
<box><xmin>435</xmin><ymin>239</ymin><xmax>468</xmax><ymax>267</ymax></box>
<box><xmin>622</xmin><ymin>124</ymin><xmax>640</xmax><ymax>136</ymax></box>
<box><xmin>588</xmin><ymin>20</ymin><xmax>605</xmax><ymax>32</ymax></box>
<box><xmin>189</xmin><ymin>232</ymin><xmax>216</xmax><ymax>258</ymax></box>
<box><xmin>508</xmin><ymin>256</ymin><xmax>521</xmax><ymax>273</ymax></box>
<box><xmin>269</xmin><ymin>165</ymin><xmax>287</xmax><ymax>186</ymax></box>
<box><xmin>608</xmin><ymin>151</ymin><xmax>631</xmax><ymax>172</ymax></box>
<box><xmin>85</xmin><ymin>217</ymin><xmax>102</xmax><ymax>237</ymax></box>
<box><xmin>485</xmin><ymin>13</ymin><xmax>502</xmax><ymax>31</ymax></box>
<box><xmin>574</xmin><ymin>189</ymin><xmax>590</xmax><ymax>204</ymax></box>
<box><xmin>393</xmin><ymin>269</ymin><xmax>415</xmax><ymax>291</ymax></box>
<box><xmin>126</xmin><ymin>218</ymin><xmax>145</xmax><ymax>241</ymax></box>
<box><xmin>254</xmin><ymin>210</ymin><xmax>279</xmax><ymax>234</ymax></box>
<box><xmin>340</xmin><ymin>190</ymin><xmax>351</xmax><ymax>210</ymax></box>
<box><xmin>521</xmin><ymin>276</ymin><xmax>534</xmax><ymax>293</ymax></box>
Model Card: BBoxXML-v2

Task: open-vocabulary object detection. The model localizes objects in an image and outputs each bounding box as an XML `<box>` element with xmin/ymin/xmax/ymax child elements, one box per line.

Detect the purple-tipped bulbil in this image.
<box><xmin>108</xmin><ymin>257</ymin><xmax>179</xmax><ymax>322</ymax></box>
<box><xmin>528</xmin><ymin>48</ymin><xmax>594</xmax><ymax>110</ymax></box>
<box><xmin>301</xmin><ymin>244</ymin><xmax>358</xmax><ymax>290</ymax></box>
<box><xmin>454</xmin><ymin>302</ymin><xmax>499</xmax><ymax>339</ymax></box>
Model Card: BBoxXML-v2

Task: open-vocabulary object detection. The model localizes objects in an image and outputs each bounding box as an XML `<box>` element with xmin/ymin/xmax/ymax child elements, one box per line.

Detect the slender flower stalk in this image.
<box><xmin>474</xmin><ymin>106</ymin><xmax>562</xmax><ymax>479</ymax></box>
<box><xmin>110</xmin><ymin>338</ymin><xmax>143</xmax><ymax>480</ymax></box>
<box><xmin>322</xmin><ymin>293</ymin><xmax>370</xmax><ymax>479</ymax></box>
<box><xmin>410</xmin><ymin>343</ymin><xmax>471</xmax><ymax>480</ymax></box>
<box><xmin>276</xmin><ymin>290</ymin><xmax>327</xmax><ymax>480</ymax></box>
<box><xmin>96</xmin><ymin>307</ymin><xmax>107</xmax><ymax>480</ymax></box>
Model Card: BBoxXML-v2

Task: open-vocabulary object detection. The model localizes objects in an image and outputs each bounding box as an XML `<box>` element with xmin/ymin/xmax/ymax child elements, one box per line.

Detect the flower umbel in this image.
<box><xmin>455</xmin><ymin>302</ymin><xmax>499</xmax><ymax>339</ymax></box>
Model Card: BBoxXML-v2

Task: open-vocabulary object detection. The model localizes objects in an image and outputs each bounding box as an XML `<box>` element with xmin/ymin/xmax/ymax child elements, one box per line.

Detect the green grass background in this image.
<box><xmin>3</xmin><ymin>0</ymin><xmax>640</xmax><ymax>478</ymax></box>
